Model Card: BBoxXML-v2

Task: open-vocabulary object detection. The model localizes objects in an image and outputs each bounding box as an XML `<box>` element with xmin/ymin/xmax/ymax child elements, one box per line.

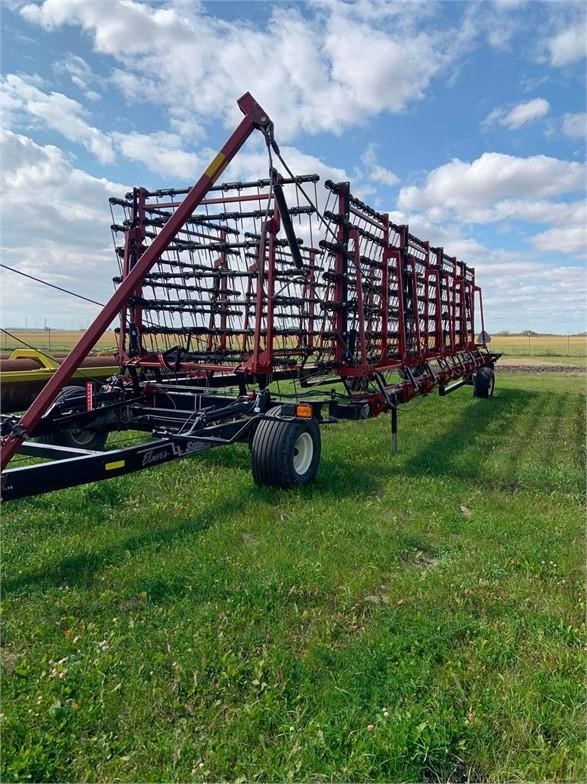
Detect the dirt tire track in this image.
<box><xmin>496</xmin><ymin>364</ymin><xmax>585</xmax><ymax>374</ymax></box>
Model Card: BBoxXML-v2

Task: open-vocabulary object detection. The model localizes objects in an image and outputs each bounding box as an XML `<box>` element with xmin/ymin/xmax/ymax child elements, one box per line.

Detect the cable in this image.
<box><xmin>0</xmin><ymin>262</ymin><xmax>167</xmax><ymax>346</ymax></box>
<box><xmin>1</xmin><ymin>263</ymin><xmax>104</xmax><ymax>307</ymax></box>
<box><xmin>0</xmin><ymin>275</ymin><xmax>120</xmax><ymax>397</ymax></box>
<box><xmin>1</xmin><ymin>328</ymin><xmax>69</xmax><ymax>363</ymax></box>
<box><xmin>272</xmin><ymin>146</ymin><xmax>338</xmax><ymax>243</ymax></box>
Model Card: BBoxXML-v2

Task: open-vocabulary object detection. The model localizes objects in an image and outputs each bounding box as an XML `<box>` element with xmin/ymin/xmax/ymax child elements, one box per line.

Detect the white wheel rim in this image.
<box><xmin>293</xmin><ymin>432</ymin><xmax>313</xmax><ymax>475</ymax></box>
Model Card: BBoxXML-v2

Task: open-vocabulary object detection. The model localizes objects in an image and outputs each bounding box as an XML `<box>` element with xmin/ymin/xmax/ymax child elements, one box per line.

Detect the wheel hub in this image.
<box><xmin>293</xmin><ymin>432</ymin><xmax>313</xmax><ymax>475</ymax></box>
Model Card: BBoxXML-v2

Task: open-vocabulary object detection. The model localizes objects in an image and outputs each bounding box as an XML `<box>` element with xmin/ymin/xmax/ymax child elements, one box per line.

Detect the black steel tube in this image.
<box><xmin>272</xmin><ymin>174</ymin><xmax>304</xmax><ymax>269</ymax></box>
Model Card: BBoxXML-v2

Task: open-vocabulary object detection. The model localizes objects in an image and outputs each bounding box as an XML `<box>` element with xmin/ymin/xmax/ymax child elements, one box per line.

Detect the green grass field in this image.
<box><xmin>1</xmin><ymin>373</ymin><xmax>585</xmax><ymax>782</ymax></box>
<box><xmin>1</xmin><ymin>331</ymin><xmax>118</xmax><ymax>355</ymax></box>
<box><xmin>490</xmin><ymin>335</ymin><xmax>586</xmax><ymax>364</ymax></box>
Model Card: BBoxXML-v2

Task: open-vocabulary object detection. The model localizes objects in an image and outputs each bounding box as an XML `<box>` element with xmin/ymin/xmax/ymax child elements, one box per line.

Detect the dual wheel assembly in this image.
<box><xmin>37</xmin><ymin>386</ymin><xmax>108</xmax><ymax>451</ymax></box>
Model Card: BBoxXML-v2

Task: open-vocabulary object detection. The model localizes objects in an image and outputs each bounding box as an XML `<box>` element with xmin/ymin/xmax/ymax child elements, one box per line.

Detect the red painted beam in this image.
<box><xmin>1</xmin><ymin>93</ymin><xmax>272</xmax><ymax>470</ymax></box>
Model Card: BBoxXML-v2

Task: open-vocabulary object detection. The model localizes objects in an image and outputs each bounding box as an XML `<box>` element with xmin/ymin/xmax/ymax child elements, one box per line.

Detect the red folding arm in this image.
<box><xmin>1</xmin><ymin>93</ymin><xmax>273</xmax><ymax>470</ymax></box>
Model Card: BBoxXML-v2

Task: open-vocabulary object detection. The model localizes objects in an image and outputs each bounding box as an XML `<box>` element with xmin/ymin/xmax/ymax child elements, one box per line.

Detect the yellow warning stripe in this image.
<box><xmin>105</xmin><ymin>460</ymin><xmax>125</xmax><ymax>471</ymax></box>
<box><xmin>205</xmin><ymin>152</ymin><xmax>227</xmax><ymax>182</ymax></box>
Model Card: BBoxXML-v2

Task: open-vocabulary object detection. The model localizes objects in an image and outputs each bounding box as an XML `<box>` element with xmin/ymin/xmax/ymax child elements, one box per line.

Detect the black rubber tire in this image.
<box><xmin>247</xmin><ymin>405</ymin><xmax>282</xmax><ymax>450</ymax></box>
<box><xmin>473</xmin><ymin>367</ymin><xmax>495</xmax><ymax>399</ymax></box>
<box><xmin>251</xmin><ymin>415</ymin><xmax>321</xmax><ymax>488</ymax></box>
<box><xmin>37</xmin><ymin>385</ymin><xmax>108</xmax><ymax>450</ymax></box>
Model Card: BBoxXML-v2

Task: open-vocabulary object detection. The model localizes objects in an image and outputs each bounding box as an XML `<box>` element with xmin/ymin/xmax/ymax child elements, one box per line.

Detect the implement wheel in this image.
<box><xmin>473</xmin><ymin>367</ymin><xmax>495</xmax><ymax>399</ymax></box>
<box><xmin>38</xmin><ymin>385</ymin><xmax>108</xmax><ymax>451</ymax></box>
<box><xmin>251</xmin><ymin>415</ymin><xmax>321</xmax><ymax>488</ymax></box>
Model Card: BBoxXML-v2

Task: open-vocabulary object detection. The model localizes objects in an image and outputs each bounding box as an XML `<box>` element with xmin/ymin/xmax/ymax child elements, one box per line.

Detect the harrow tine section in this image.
<box><xmin>106</xmin><ymin>167</ymin><xmax>485</xmax><ymax>387</ymax></box>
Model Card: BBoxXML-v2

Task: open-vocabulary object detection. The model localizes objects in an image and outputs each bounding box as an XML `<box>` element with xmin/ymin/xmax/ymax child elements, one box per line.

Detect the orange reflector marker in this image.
<box><xmin>296</xmin><ymin>403</ymin><xmax>313</xmax><ymax>418</ymax></box>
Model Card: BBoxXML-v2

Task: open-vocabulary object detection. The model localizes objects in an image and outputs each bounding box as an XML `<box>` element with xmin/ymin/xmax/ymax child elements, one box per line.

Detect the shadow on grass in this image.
<box><xmin>2</xmin><ymin>488</ymin><xmax>257</xmax><ymax>597</ymax></box>
<box><xmin>403</xmin><ymin>387</ymin><xmax>538</xmax><ymax>479</ymax></box>
<box><xmin>214</xmin><ymin>389</ymin><xmax>551</xmax><ymax>503</ymax></box>
<box><xmin>404</xmin><ymin>387</ymin><xmax>583</xmax><ymax>492</ymax></box>
<box><xmin>315</xmin><ymin>387</ymin><xmax>579</xmax><ymax>494</ymax></box>
<box><xmin>5</xmin><ymin>387</ymin><xmax>581</xmax><ymax>596</ymax></box>
<box><xmin>197</xmin><ymin>433</ymin><xmax>388</xmax><ymax>500</ymax></box>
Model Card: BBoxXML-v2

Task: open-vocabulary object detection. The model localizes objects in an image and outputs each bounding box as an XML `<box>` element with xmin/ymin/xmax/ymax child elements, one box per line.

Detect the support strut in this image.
<box><xmin>391</xmin><ymin>405</ymin><xmax>398</xmax><ymax>453</ymax></box>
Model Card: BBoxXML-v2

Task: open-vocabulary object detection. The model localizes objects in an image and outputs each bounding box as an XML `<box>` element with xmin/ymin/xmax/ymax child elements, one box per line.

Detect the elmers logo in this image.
<box><xmin>139</xmin><ymin>440</ymin><xmax>208</xmax><ymax>467</ymax></box>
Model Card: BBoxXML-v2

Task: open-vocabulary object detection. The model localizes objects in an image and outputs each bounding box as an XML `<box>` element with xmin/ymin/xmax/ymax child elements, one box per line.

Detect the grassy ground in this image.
<box><xmin>1</xmin><ymin>373</ymin><xmax>585</xmax><ymax>782</ymax></box>
<box><xmin>497</xmin><ymin>356</ymin><xmax>586</xmax><ymax>368</ymax></box>
<box><xmin>1</xmin><ymin>331</ymin><xmax>117</xmax><ymax>355</ymax></box>
<box><xmin>490</xmin><ymin>335</ymin><xmax>586</xmax><ymax>364</ymax></box>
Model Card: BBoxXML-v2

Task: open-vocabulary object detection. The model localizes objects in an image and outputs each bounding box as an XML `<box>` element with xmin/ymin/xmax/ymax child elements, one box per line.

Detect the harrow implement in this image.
<box><xmin>0</xmin><ymin>93</ymin><xmax>499</xmax><ymax>501</ymax></box>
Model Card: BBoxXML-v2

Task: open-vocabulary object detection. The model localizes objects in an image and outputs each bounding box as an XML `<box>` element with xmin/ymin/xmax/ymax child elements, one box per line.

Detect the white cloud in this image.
<box><xmin>483</xmin><ymin>98</ymin><xmax>550</xmax><ymax>130</ymax></box>
<box><xmin>492</xmin><ymin>0</ymin><xmax>527</xmax><ymax>9</ymax></box>
<box><xmin>109</xmin><ymin>68</ymin><xmax>156</xmax><ymax>103</ymax></box>
<box><xmin>53</xmin><ymin>53</ymin><xmax>102</xmax><ymax>101</ymax></box>
<box><xmin>387</xmin><ymin>209</ymin><xmax>487</xmax><ymax>259</ymax></box>
<box><xmin>20</xmin><ymin>0</ymin><xmax>191</xmax><ymax>54</ymax></box>
<box><xmin>396</xmin><ymin>151</ymin><xmax>586</xmax><ymax>279</ymax></box>
<box><xmin>461</xmin><ymin>0</ymin><xmax>527</xmax><ymax>52</ymax></box>
<box><xmin>415</xmin><ymin>197</ymin><xmax>586</xmax><ymax>229</ymax></box>
<box><xmin>0</xmin><ymin>73</ymin><xmax>114</xmax><ymax>163</ymax></box>
<box><xmin>19</xmin><ymin>0</ymin><xmax>474</xmax><ymax>140</ymax></box>
<box><xmin>520</xmin><ymin>74</ymin><xmax>549</xmax><ymax>93</ymax></box>
<box><xmin>360</xmin><ymin>145</ymin><xmax>399</xmax><ymax>186</ymax></box>
<box><xmin>530</xmin><ymin>225</ymin><xmax>587</xmax><ymax>257</ymax></box>
<box><xmin>0</xmin><ymin>72</ymin><xmax>207</xmax><ymax>177</ymax></box>
<box><xmin>111</xmin><ymin>128</ymin><xmax>348</xmax><ymax>195</ymax></box>
<box><xmin>547</xmin><ymin>20</ymin><xmax>587</xmax><ymax>67</ymax></box>
<box><xmin>398</xmin><ymin>152</ymin><xmax>585</xmax><ymax>222</ymax></box>
<box><xmin>562</xmin><ymin>112</ymin><xmax>587</xmax><ymax>139</ymax></box>
<box><xmin>0</xmin><ymin>130</ymin><xmax>127</xmax><ymax>327</ymax></box>
<box><xmin>111</xmin><ymin>131</ymin><xmax>202</xmax><ymax>180</ymax></box>
<box><xmin>502</xmin><ymin>98</ymin><xmax>550</xmax><ymax>128</ymax></box>
<box><xmin>488</xmin><ymin>199</ymin><xmax>586</xmax><ymax>225</ymax></box>
<box><xmin>479</xmin><ymin>260</ymin><xmax>586</xmax><ymax>333</ymax></box>
<box><xmin>387</xmin><ymin>205</ymin><xmax>586</xmax><ymax>332</ymax></box>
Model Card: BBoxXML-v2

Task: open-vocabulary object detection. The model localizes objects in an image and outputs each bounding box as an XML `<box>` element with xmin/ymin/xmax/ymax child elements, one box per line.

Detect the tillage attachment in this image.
<box><xmin>0</xmin><ymin>92</ymin><xmax>499</xmax><ymax>501</ymax></box>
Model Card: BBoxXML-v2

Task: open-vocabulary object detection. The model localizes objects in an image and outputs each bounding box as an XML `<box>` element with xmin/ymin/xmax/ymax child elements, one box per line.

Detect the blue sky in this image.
<box><xmin>1</xmin><ymin>0</ymin><xmax>585</xmax><ymax>332</ymax></box>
